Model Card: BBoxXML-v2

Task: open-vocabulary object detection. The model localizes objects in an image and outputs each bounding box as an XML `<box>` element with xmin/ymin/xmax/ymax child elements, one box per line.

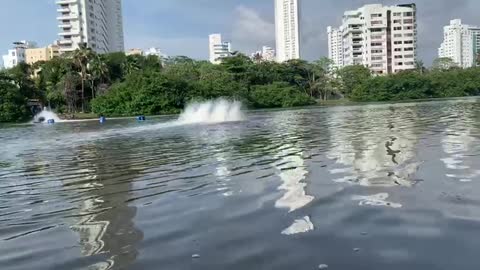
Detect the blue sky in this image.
<box><xmin>0</xmin><ymin>0</ymin><xmax>479</xmax><ymax>66</ymax></box>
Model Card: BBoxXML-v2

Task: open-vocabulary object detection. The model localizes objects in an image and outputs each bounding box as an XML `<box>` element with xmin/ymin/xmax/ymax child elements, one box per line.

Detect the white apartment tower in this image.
<box><xmin>327</xmin><ymin>26</ymin><xmax>344</xmax><ymax>69</ymax></box>
<box><xmin>209</xmin><ymin>34</ymin><xmax>232</xmax><ymax>64</ymax></box>
<box><xmin>439</xmin><ymin>19</ymin><xmax>480</xmax><ymax>68</ymax></box>
<box><xmin>275</xmin><ymin>0</ymin><xmax>300</xmax><ymax>62</ymax></box>
<box><xmin>328</xmin><ymin>4</ymin><xmax>417</xmax><ymax>74</ymax></box>
<box><xmin>56</xmin><ymin>0</ymin><xmax>124</xmax><ymax>54</ymax></box>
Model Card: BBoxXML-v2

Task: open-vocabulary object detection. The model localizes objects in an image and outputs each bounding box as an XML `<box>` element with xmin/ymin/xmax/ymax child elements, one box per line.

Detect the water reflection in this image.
<box><xmin>441</xmin><ymin>108</ymin><xmax>480</xmax><ymax>182</ymax></box>
<box><xmin>327</xmin><ymin>106</ymin><xmax>421</xmax><ymax>188</ymax></box>
<box><xmin>67</xmin><ymin>143</ymin><xmax>143</xmax><ymax>269</ymax></box>
<box><xmin>271</xmin><ymin>112</ymin><xmax>314</xmax><ymax>235</ymax></box>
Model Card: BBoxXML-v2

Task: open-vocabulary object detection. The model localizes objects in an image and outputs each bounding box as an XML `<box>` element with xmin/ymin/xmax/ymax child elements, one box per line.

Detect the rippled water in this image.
<box><xmin>1</xmin><ymin>98</ymin><xmax>480</xmax><ymax>270</ymax></box>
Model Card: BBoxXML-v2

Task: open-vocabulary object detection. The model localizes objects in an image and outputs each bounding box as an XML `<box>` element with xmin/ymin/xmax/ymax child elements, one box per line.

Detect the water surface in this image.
<box><xmin>1</xmin><ymin>98</ymin><xmax>480</xmax><ymax>270</ymax></box>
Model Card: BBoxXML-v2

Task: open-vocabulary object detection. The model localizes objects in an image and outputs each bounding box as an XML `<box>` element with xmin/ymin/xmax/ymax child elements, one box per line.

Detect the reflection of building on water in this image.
<box><xmin>441</xmin><ymin>110</ymin><xmax>480</xmax><ymax>182</ymax></box>
<box><xmin>67</xmin><ymin>145</ymin><xmax>143</xmax><ymax>270</ymax></box>
<box><xmin>326</xmin><ymin>107</ymin><xmax>421</xmax><ymax>188</ymax></box>
<box><xmin>274</xmin><ymin>147</ymin><xmax>313</xmax><ymax>212</ymax></box>
<box><xmin>270</xmin><ymin>112</ymin><xmax>315</xmax><ymax>235</ymax></box>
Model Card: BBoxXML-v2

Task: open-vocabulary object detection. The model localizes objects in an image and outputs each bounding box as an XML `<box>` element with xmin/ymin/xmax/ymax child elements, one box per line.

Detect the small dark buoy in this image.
<box><xmin>47</xmin><ymin>119</ymin><xmax>55</xmax><ymax>124</ymax></box>
<box><xmin>192</xmin><ymin>254</ymin><xmax>200</xmax><ymax>259</ymax></box>
<box><xmin>354</xmin><ymin>248</ymin><xmax>361</xmax><ymax>252</ymax></box>
<box><xmin>137</xmin><ymin>115</ymin><xmax>146</xmax><ymax>121</ymax></box>
<box><xmin>99</xmin><ymin>116</ymin><xmax>106</xmax><ymax>124</ymax></box>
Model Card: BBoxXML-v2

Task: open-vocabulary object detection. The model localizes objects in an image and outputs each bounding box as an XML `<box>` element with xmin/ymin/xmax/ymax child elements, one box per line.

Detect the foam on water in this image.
<box><xmin>178</xmin><ymin>99</ymin><xmax>244</xmax><ymax>124</ymax></box>
<box><xmin>33</xmin><ymin>108</ymin><xmax>62</xmax><ymax>123</ymax></box>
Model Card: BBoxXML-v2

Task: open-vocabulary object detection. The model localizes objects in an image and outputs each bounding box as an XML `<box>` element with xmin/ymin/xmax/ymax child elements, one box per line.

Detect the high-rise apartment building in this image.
<box><xmin>2</xmin><ymin>41</ymin><xmax>37</xmax><ymax>69</ymax></box>
<box><xmin>275</xmin><ymin>0</ymin><xmax>300</xmax><ymax>62</ymax></box>
<box><xmin>328</xmin><ymin>4</ymin><xmax>417</xmax><ymax>74</ymax></box>
<box><xmin>56</xmin><ymin>0</ymin><xmax>124</xmax><ymax>54</ymax></box>
<box><xmin>438</xmin><ymin>19</ymin><xmax>480</xmax><ymax>68</ymax></box>
<box><xmin>209</xmin><ymin>34</ymin><xmax>232</xmax><ymax>64</ymax></box>
<box><xmin>327</xmin><ymin>26</ymin><xmax>344</xmax><ymax>69</ymax></box>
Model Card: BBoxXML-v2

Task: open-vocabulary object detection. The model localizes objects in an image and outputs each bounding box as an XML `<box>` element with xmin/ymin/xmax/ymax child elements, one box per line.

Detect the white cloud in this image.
<box><xmin>230</xmin><ymin>5</ymin><xmax>275</xmax><ymax>54</ymax></box>
<box><xmin>126</xmin><ymin>36</ymin><xmax>208</xmax><ymax>60</ymax></box>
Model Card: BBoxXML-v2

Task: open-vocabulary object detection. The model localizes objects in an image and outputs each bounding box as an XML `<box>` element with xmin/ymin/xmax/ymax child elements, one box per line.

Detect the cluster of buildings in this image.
<box><xmin>327</xmin><ymin>3</ymin><xmax>480</xmax><ymax>74</ymax></box>
<box><xmin>1</xmin><ymin>0</ymin><xmax>125</xmax><ymax>70</ymax></box>
<box><xmin>208</xmin><ymin>0</ymin><xmax>299</xmax><ymax>64</ymax></box>
<box><xmin>438</xmin><ymin>19</ymin><xmax>480</xmax><ymax>68</ymax></box>
<box><xmin>328</xmin><ymin>3</ymin><xmax>418</xmax><ymax>74</ymax></box>
<box><xmin>1</xmin><ymin>0</ymin><xmax>479</xmax><ymax>73</ymax></box>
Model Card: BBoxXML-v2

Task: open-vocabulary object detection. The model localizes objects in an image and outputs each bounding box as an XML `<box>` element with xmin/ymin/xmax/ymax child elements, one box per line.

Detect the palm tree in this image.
<box><xmin>72</xmin><ymin>43</ymin><xmax>95</xmax><ymax>112</ymax></box>
<box><xmin>252</xmin><ymin>52</ymin><xmax>263</xmax><ymax>64</ymax></box>
<box><xmin>122</xmin><ymin>55</ymin><xmax>141</xmax><ymax>76</ymax></box>
<box><xmin>88</xmin><ymin>55</ymin><xmax>109</xmax><ymax>98</ymax></box>
<box><xmin>415</xmin><ymin>60</ymin><xmax>426</xmax><ymax>75</ymax></box>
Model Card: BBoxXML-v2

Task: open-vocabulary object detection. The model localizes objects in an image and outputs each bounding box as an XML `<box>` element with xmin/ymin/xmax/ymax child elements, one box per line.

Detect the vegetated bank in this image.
<box><xmin>1</xmin><ymin>46</ymin><xmax>479</xmax><ymax>123</ymax></box>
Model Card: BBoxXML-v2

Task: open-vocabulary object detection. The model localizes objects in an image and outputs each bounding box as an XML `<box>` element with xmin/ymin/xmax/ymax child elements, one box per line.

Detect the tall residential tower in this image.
<box><xmin>56</xmin><ymin>0</ymin><xmax>124</xmax><ymax>54</ymax></box>
<box><xmin>439</xmin><ymin>19</ymin><xmax>480</xmax><ymax>68</ymax></box>
<box><xmin>275</xmin><ymin>0</ymin><xmax>300</xmax><ymax>62</ymax></box>
<box><xmin>328</xmin><ymin>4</ymin><xmax>418</xmax><ymax>74</ymax></box>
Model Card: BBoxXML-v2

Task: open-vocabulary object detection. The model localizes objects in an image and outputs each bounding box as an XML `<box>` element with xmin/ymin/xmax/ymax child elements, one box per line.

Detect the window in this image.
<box><xmin>372</xmin><ymin>49</ymin><xmax>383</xmax><ymax>54</ymax></box>
<box><xmin>405</xmin><ymin>26</ymin><xmax>414</xmax><ymax>30</ymax></box>
<box><xmin>404</xmin><ymin>19</ymin><xmax>414</xmax><ymax>24</ymax></box>
<box><xmin>372</xmin><ymin>56</ymin><xmax>383</xmax><ymax>61</ymax></box>
<box><xmin>393</xmin><ymin>12</ymin><xmax>401</xmax><ymax>16</ymax></box>
<box><xmin>372</xmin><ymin>63</ymin><xmax>383</xmax><ymax>67</ymax></box>
<box><xmin>394</xmin><ymin>27</ymin><xmax>402</xmax><ymax>31</ymax></box>
<box><xmin>394</xmin><ymin>48</ymin><xmax>402</xmax><ymax>52</ymax></box>
<box><xmin>394</xmin><ymin>55</ymin><xmax>403</xmax><ymax>59</ymax></box>
<box><xmin>404</xmin><ymin>40</ymin><xmax>414</xmax><ymax>44</ymax></box>
<box><xmin>371</xmin><ymin>42</ymin><xmax>382</xmax><ymax>47</ymax></box>
<box><xmin>404</xmin><ymin>54</ymin><xmax>414</xmax><ymax>58</ymax></box>
<box><xmin>404</xmin><ymin>47</ymin><xmax>414</xmax><ymax>51</ymax></box>
<box><xmin>393</xmin><ymin>20</ymin><xmax>401</xmax><ymax>24</ymax></box>
<box><xmin>394</xmin><ymin>34</ymin><xmax>402</xmax><ymax>38</ymax></box>
<box><xmin>372</xmin><ymin>14</ymin><xmax>382</xmax><ymax>18</ymax></box>
<box><xmin>394</xmin><ymin>41</ymin><xmax>403</xmax><ymax>45</ymax></box>
<box><xmin>371</xmin><ymin>28</ymin><xmax>383</xmax><ymax>32</ymax></box>
<box><xmin>371</xmin><ymin>20</ymin><xmax>383</xmax><ymax>25</ymax></box>
<box><xmin>404</xmin><ymin>12</ymin><xmax>414</xmax><ymax>17</ymax></box>
<box><xmin>396</xmin><ymin>62</ymin><xmax>404</xmax><ymax>66</ymax></box>
<box><xmin>11</xmin><ymin>52</ymin><xmax>15</xmax><ymax>56</ymax></box>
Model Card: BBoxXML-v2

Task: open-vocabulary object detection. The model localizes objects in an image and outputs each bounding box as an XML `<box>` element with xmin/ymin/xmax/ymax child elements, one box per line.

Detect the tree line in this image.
<box><xmin>1</xmin><ymin>45</ymin><xmax>479</xmax><ymax>122</ymax></box>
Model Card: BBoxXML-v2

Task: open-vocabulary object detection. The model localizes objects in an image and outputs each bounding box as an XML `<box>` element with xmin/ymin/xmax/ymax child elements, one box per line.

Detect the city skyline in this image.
<box><xmin>0</xmin><ymin>0</ymin><xmax>479</xmax><ymax>66</ymax></box>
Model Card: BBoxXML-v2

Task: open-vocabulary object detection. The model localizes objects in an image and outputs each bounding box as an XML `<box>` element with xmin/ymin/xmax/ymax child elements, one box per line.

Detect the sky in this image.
<box><xmin>0</xmin><ymin>0</ymin><xmax>479</xmax><ymax>66</ymax></box>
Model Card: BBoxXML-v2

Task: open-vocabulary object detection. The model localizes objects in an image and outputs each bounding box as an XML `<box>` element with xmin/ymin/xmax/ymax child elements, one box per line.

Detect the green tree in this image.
<box><xmin>432</xmin><ymin>57</ymin><xmax>458</xmax><ymax>71</ymax></box>
<box><xmin>337</xmin><ymin>65</ymin><xmax>371</xmax><ymax>98</ymax></box>
<box><xmin>88</xmin><ymin>55</ymin><xmax>109</xmax><ymax>98</ymax></box>
<box><xmin>72</xmin><ymin>43</ymin><xmax>95</xmax><ymax>111</ymax></box>
<box><xmin>0</xmin><ymin>72</ymin><xmax>29</xmax><ymax>122</ymax></box>
<box><xmin>249</xmin><ymin>82</ymin><xmax>315</xmax><ymax>108</ymax></box>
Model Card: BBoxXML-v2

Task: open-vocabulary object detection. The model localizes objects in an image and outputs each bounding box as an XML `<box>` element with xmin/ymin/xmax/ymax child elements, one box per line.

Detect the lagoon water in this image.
<box><xmin>1</xmin><ymin>98</ymin><xmax>480</xmax><ymax>270</ymax></box>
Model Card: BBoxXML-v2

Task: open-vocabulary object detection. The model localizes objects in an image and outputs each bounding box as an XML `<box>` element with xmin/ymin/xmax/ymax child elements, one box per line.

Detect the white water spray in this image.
<box><xmin>178</xmin><ymin>99</ymin><xmax>244</xmax><ymax>124</ymax></box>
<box><xmin>33</xmin><ymin>108</ymin><xmax>62</xmax><ymax>123</ymax></box>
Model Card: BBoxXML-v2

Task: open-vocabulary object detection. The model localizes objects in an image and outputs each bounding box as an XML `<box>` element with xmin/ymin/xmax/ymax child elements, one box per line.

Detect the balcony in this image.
<box><xmin>58</xmin><ymin>39</ymin><xmax>73</xmax><ymax>45</ymax></box>
<box><xmin>56</xmin><ymin>13</ymin><xmax>79</xmax><ymax>21</ymax></box>
<box><xmin>56</xmin><ymin>0</ymin><xmax>77</xmax><ymax>4</ymax></box>
<box><xmin>58</xmin><ymin>31</ymin><xmax>80</xmax><ymax>36</ymax></box>
<box><xmin>57</xmin><ymin>7</ymin><xmax>70</xmax><ymax>12</ymax></box>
